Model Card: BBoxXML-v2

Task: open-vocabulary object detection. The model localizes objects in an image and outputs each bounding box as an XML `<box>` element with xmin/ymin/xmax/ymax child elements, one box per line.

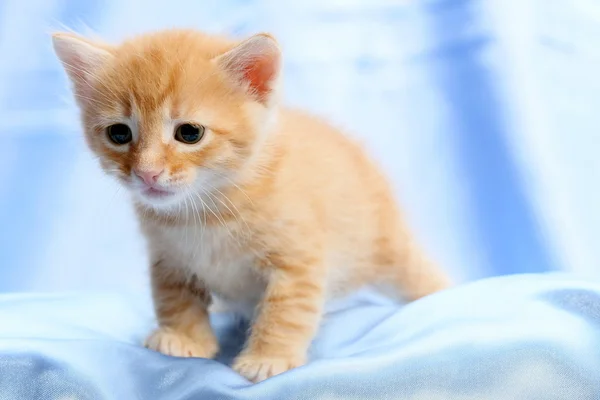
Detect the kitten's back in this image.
<box><xmin>259</xmin><ymin>108</ymin><xmax>437</xmax><ymax>298</ymax></box>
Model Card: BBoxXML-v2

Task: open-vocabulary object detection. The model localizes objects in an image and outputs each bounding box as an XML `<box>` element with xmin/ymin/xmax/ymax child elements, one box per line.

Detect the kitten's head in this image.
<box><xmin>52</xmin><ymin>29</ymin><xmax>281</xmax><ymax>210</ymax></box>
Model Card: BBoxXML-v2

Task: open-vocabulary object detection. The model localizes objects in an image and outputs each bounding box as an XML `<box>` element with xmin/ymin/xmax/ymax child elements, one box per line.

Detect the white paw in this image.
<box><xmin>144</xmin><ymin>327</ymin><xmax>218</xmax><ymax>359</ymax></box>
<box><xmin>233</xmin><ymin>353</ymin><xmax>304</xmax><ymax>382</ymax></box>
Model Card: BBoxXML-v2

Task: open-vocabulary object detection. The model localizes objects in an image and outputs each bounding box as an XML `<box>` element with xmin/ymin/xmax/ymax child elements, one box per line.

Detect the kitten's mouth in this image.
<box><xmin>142</xmin><ymin>187</ymin><xmax>174</xmax><ymax>199</ymax></box>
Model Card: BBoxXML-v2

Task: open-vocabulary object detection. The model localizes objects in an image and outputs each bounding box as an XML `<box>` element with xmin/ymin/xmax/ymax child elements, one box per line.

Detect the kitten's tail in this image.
<box><xmin>383</xmin><ymin>239</ymin><xmax>452</xmax><ymax>302</ymax></box>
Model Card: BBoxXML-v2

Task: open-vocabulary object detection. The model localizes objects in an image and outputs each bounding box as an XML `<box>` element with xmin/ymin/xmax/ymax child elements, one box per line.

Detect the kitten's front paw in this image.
<box><xmin>232</xmin><ymin>353</ymin><xmax>304</xmax><ymax>383</ymax></box>
<box><xmin>144</xmin><ymin>327</ymin><xmax>219</xmax><ymax>359</ymax></box>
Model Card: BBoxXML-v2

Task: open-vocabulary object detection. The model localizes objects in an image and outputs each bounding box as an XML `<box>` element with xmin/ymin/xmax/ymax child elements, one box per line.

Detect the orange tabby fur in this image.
<box><xmin>52</xmin><ymin>29</ymin><xmax>451</xmax><ymax>382</ymax></box>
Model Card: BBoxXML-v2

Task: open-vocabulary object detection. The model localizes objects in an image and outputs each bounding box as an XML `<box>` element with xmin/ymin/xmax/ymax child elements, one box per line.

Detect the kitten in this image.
<box><xmin>52</xmin><ymin>29</ymin><xmax>451</xmax><ymax>382</ymax></box>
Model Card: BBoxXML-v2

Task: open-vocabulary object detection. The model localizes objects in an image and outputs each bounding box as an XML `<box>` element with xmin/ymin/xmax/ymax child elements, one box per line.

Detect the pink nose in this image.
<box><xmin>134</xmin><ymin>168</ymin><xmax>163</xmax><ymax>185</ymax></box>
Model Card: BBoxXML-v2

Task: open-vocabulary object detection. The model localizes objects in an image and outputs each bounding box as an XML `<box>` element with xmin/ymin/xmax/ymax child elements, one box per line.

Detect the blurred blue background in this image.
<box><xmin>0</xmin><ymin>0</ymin><xmax>599</xmax><ymax>294</ymax></box>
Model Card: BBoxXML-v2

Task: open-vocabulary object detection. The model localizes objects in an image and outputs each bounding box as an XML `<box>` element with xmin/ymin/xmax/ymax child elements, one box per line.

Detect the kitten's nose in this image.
<box><xmin>134</xmin><ymin>168</ymin><xmax>163</xmax><ymax>185</ymax></box>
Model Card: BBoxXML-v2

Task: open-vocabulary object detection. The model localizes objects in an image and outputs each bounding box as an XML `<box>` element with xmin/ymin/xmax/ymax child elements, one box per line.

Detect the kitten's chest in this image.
<box><xmin>162</xmin><ymin>224</ymin><xmax>266</xmax><ymax>306</ymax></box>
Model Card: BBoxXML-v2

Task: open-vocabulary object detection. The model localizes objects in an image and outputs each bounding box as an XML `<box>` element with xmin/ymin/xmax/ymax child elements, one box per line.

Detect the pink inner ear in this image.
<box><xmin>242</xmin><ymin>55</ymin><xmax>278</xmax><ymax>102</ymax></box>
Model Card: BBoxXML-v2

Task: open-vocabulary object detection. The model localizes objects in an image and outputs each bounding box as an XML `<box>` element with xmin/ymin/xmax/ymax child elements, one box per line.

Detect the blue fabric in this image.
<box><xmin>0</xmin><ymin>273</ymin><xmax>598</xmax><ymax>399</ymax></box>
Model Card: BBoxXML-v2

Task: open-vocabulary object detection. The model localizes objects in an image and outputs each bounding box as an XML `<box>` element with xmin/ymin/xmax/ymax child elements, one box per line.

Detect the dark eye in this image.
<box><xmin>106</xmin><ymin>124</ymin><xmax>132</xmax><ymax>145</ymax></box>
<box><xmin>175</xmin><ymin>124</ymin><xmax>205</xmax><ymax>144</ymax></box>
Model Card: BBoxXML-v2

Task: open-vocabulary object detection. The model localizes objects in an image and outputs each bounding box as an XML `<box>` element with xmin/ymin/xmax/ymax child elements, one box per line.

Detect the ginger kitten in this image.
<box><xmin>52</xmin><ymin>29</ymin><xmax>450</xmax><ymax>382</ymax></box>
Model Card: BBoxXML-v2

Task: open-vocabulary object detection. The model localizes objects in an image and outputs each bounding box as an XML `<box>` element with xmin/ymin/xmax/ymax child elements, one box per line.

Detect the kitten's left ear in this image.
<box><xmin>214</xmin><ymin>33</ymin><xmax>281</xmax><ymax>105</ymax></box>
<box><xmin>52</xmin><ymin>32</ymin><xmax>113</xmax><ymax>101</ymax></box>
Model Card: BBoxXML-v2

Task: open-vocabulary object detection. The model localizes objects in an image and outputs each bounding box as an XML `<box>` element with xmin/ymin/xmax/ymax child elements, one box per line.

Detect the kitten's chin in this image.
<box><xmin>132</xmin><ymin>187</ymin><xmax>184</xmax><ymax>210</ymax></box>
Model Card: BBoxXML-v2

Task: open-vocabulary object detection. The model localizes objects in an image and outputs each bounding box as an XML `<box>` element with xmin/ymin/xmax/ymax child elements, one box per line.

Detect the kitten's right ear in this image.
<box><xmin>52</xmin><ymin>32</ymin><xmax>113</xmax><ymax>99</ymax></box>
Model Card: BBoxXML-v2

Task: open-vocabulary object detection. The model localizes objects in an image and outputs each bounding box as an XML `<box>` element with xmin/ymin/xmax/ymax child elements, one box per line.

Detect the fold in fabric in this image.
<box><xmin>0</xmin><ymin>273</ymin><xmax>598</xmax><ymax>399</ymax></box>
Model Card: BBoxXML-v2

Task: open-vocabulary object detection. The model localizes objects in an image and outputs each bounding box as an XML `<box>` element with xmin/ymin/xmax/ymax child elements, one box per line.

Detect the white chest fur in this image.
<box><xmin>156</xmin><ymin>222</ymin><xmax>267</xmax><ymax>316</ymax></box>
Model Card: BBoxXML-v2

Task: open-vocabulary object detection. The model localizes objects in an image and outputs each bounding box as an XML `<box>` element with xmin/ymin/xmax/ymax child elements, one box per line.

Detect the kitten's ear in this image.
<box><xmin>52</xmin><ymin>32</ymin><xmax>113</xmax><ymax>99</ymax></box>
<box><xmin>214</xmin><ymin>33</ymin><xmax>281</xmax><ymax>105</ymax></box>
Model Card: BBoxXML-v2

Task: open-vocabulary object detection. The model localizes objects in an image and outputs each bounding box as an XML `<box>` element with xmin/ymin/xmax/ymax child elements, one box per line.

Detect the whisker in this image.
<box><xmin>209</xmin><ymin>169</ymin><xmax>255</xmax><ymax>206</ymax></box>
<box><xmin>200</xmin><ymin>188</ymin><xmax>244</xmax><ymax>248</ymax></box>
<box><xmin>205</xmin><ymin>182</ymin><xmax>251</xmax><ymax>238</ymax></box>
<box><xmin>182</xmin><ymin>194</ymin><xmax>191</xmax><ymax>250</ymax></box>
<box><xmin>192</xmin><ymin>190</ymin><xmax>238</xmax><ymax>245</ymax></box>
<box><xmin>188</xmin><ymin>191</ymin><xmax>203</xmax><ymax>263</ymax></box>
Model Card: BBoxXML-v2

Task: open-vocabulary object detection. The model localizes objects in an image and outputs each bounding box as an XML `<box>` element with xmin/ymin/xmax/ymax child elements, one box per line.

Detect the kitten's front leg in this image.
<box><xmin>144</xmin><ymin>259</ymin><xmax>219</xmax><ymax>359</ymax></box>
<box><xmin>233</xmin><ymin>259</ymin><xmax>326</xmax><ymax>382</ymax></box>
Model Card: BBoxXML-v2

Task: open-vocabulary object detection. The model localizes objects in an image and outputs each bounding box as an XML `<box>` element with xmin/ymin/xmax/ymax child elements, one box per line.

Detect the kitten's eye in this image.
<box><xmin>175</xmin><ymin>124</ymin><xmax>205</xmax><ymax>144</ymax></box>
<box><xmin>107</xmin><ymin>124</ymin><xmax>132</xmax><ymax>145</ymax></box>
